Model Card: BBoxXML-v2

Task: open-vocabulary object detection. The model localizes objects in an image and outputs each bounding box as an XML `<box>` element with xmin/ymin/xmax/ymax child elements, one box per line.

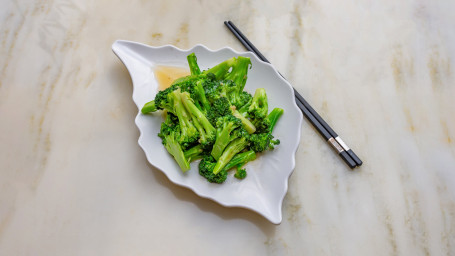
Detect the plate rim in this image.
<box><xmin>112</xmin><ymin>40</ymin><xmax>303</xmax><ymax>224</ymax></box>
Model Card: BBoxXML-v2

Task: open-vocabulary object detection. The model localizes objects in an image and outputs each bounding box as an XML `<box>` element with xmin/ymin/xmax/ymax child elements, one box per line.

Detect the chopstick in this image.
<box><xmin>224</xmin><ymin>20</ymin><xmax>362</xmax><ymax>168</ymax></box>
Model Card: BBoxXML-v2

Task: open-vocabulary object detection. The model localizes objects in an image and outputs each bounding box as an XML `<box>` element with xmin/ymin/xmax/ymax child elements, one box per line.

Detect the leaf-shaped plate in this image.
<box><xmin>112</xmin><ymin>40</ymin><xmax>303</xmax><ymax>224</ymax></box>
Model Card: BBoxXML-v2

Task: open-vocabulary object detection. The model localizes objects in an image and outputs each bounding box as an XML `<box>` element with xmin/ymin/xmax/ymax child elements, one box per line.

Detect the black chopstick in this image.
<box><xmin>224</xmin><ymin>20</ymin><xmax>362</xmax><ymax>168</ymax></box>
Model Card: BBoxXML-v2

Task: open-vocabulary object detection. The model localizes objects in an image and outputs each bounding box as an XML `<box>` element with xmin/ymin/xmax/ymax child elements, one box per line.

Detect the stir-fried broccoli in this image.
<box><xmin>224</xmin><ymin>150</ymin><xmax>256</xmax><ymax>180</ymax></box>
<box><xmin>211</xmin><ymin>115</ymin><xmax>242</xmax><ymax>160</ymax></box>
<box><xmin>157</xmin><ymin>117</ymin><xmax>190</xmax><ymax>172</ymax></box>
<box><xmin>213</xmin><ymin>137</ymin><xmax>249</xmax><ymax>174</ymax></box>
<box><xmin>184</xmin><ymin>144</ymin><xmax>204</xmax><ymax>162</ymax></box>
<box><xmin>199</xmin><ymin>155</ymin><xmax>227</xmax><ymax>184</ymax></box>
<box><xmin>141</xmin><ymin>53</ymin><xmax>284</xmax><ymax>183</ymax></box>
<box><xmin>248</xmin><ymin>88</ymin><xmax>268</xmax><ymax>119</ymax></box>
<box><xmin>206</xmin><ymin>97</ymin><xmax>231</xmax><ymax>125</ymax></box>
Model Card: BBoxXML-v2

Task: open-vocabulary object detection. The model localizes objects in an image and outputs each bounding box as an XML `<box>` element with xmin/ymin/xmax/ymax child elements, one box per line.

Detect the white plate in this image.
<box><xmin>112</xmin><ymin>40</ymin><xmax>303</xmax><ymax>224</ymax></box>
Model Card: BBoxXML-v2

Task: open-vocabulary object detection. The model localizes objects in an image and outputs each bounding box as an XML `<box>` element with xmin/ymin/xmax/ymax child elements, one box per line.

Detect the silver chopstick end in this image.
<box><xmin>335</xmin><ymin>137</ymin><xmax>350</xmax><ymax>151</ymax></box>
<box><xmin>328</xmin><ymin>137</ymin><xmax>344</xmax><ymax>153</ymax></box>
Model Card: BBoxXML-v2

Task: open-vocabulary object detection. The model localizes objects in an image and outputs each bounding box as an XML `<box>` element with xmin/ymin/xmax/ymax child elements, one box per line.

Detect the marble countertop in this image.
<box><xmin>1</xmin><ymin>0</ymin><xmax>454</xmax><ymax>255</ymax></box>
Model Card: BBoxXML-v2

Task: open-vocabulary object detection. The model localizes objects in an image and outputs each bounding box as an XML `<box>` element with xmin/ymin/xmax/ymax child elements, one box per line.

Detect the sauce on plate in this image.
<box><xmin>155</xmin><ymin>65</ymin><xmax>190</xmax><ymax>90</ymax></box>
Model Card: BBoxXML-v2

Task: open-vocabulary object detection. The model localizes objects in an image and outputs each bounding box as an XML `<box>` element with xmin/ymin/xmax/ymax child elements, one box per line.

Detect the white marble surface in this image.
<box><xmin>1</xmin><ymin>0</ymin><xmax>454</xmax><ymax>255</ymax></box>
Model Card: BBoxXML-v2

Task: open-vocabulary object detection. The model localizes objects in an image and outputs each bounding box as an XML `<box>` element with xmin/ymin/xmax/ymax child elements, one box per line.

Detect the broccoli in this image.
<box><xmin>211</xmin><ymin>115</ymin><xmax>242</xmax><ymax>160</ymax></box>
<box><xmin>160</xmin><ymin>125</ymin><xmax>190</xmax><ymax>172</ymax></box>
<box><xmin>248</xmin><ymin>88</ymin><xmax>268</xmax><ymax>120</ymax></box>
<box><xmin>199</xmin><ymin>155</ymin><xmax>227</xmax><ymax>183</ymax></box>
<box><xmin>224</xmin><ymin>56</ymin><xmax>252</xmax><ymax>108</ymax></box>
<box><xmin>184</xmin><ymin>144</ymin><xmax>204</xmax><ymax>162</ymax></box>
<box><xmin>201</xmin><ymin>56</ymin><xmax>251</xmax><ymax>110</ymax></box>
<box><xmin>168</xmin><ymin>90</ymin><xmax>199</xmax><ymax>148</ymax></box>
<box><xmin>187</xmin><ymin>53</ymin><xmax>201</xmax><ymax>75</ymax></box>
<box><xmin>267</xmin><ymin>107</ymin><xmax>284</xmax><ymax>133</ymax></box>
<box><xmin>141</xmin><ymin>84</ymin><xmax>179</xmax><ymax>114</ymax></box>
<box><xmin>249</xmin><ymin>133</ymin><xmax>280</xmax><ymax>152</ymax></box>
<box><xmin>179</xmin><ymin>91</ymin><xmax>216</xmax><ymax>148</ymax></box>
<box><xmin>199</xmin><ymin>149</ymin><xmax>256</xmax><ymax>183</ymax></box>
<box><xmin>206</xmin><ymin>97</ymin><xmax>231</xmax><ymax>125</ymax></box>
<box><xmin>213</xmin><ymin>137</ymin><xmax>249</xmax><ymax>174</ymax></box>
<box><xmin>234</xmin><ymin>167</ymin><xmax>247</xmax><ymax>179</ymax></box>
<box><xmin>248</xmin><ymin>108</ymin><xmax>283</xmax><ymax>152</ymax></box>
<box><xmin>157</xmin><ymin>112</ymin><xmax>178</xmax><ymax>143</ymax></box>
<box><xmin>202</xmin><ymin>57</ymin><xmax>237</xmax><ymax>80</ymax></box>
<box><xmin>141</xmin><ymin>53</ymin><xmax>283</xmax><ymax>183</ymax></box>
<box><xmin>203</xmin><ymin>79</ymin><xmax>229</xmax><ymax>103</ymax></box>
<box><xmin>194</xmin><ymin>80</ymin><xmax>211</xmax><ymax>112</ymax></box>
<box><xmin>236</xmin><ymin>91</ymin><xmax>253</xmax><ymax>114</ymax></box>
<box><xmin>231</xmin><ymin>107</ymin><xmax>256</xmax><ymax>134</ymax></box>
<box><xmin>223</xmin><ymin>150</ymin><xmax>256</xmax><ymax>170</ymax></box>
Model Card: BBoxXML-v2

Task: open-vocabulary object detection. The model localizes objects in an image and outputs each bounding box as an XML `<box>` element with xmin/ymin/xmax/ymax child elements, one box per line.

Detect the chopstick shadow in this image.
<box><xmin>146</xmin><ymin>160</ymin><xmax>277</xmax><ymax>236</ymax></box>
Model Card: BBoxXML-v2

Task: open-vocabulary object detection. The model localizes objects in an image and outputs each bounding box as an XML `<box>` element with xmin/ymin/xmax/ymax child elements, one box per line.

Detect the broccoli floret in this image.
<box><xmin>267</xmin><ymin>108</ymin><xmax>284</xmax><ymax>133</ymax></box>
<box><xmin>187</xmin><ymin>53</ymin><xmax>201</xmax><ymax>75</ymax></box>
<box><xmin>158</xmin><ymin>112</ymin><xmax>178</xmax><ymax>143</ymax></box>
<box><xmin>160</xmin><ymin>126</ymin><xmax>190</xmax><ymax>172</ymax></box>
<box><xmin>248</xmin><ymin>88</ymin><xmax>268</xmax><ymax>120</ymax></box>
<box><xmin>178</xmin><ymin>79</ymin><xmax>211</xmax><ymax>114</ymax></box>
<box><xmin>180</xmin><ymin>91</ymin><xmax>216</xmax><ymax>148</ymax></box>
<box><xmin>199</xmin><ymin>155</ymin><xmax>227</xmax><ymax>183</ymax></box>
<box><xmin>211</xmin><ymin>115</ymin><xmax>242</xmax><ymax>160</ymax></box>
<box><xmin>184</xmin><ymin>144</ymin><xmax>204</xmax><ymax>162</ymax></box>
<box><xmin>248</xmin><ymin>108</ymin><xmax>283</xmax><ymax>152</ymax></box>
<box><xmin>194</xmin><ymin>80</ymin><xmax>211</xmax><ymax>112</ymax></box>
<box><xmin>231</xmin><ymin>107</ymin><xmax>256</xmax><ymax>134</ymax></box>
<box><xmin>202</xmin><ymin>57</ymin><xmax>237</xmax><ymax>80</ymax></box>
<box><xmin>202</xmin><ymin>56</ymin><xmax>251</xmax><ymax>109</ymax></box>
<box><xmin>234</xmin><ymin>167</ymin><xmax>247</xmax><ymax>179</ymax></box>
<box><xmin>249</xmin><ymin>133</ymin><xmax>280</xmax><ymax>152</ymax></box>
<box><xmin>253</xmin><ymin>118</ymin><xmax>271</xmax><ymax>134</ymax></box>
<box><xmin>223</xmin><ymin>150</ymin><xmax>256</xmax><ymax>170</ymax></box>
<box><xmin>224</xmin><ymin>56</ymin><xmax>252</xmax><ymax>108</ymax></box>
<box><xmin>204</xmin><ymin>79</ymin><xmax>230</xmax><ymax>103</ymax></box>
<box><xmin>141</xmin><ymin>100</ymin><xmax>157</xmax><ymax>114</ymax></box>
<box><xmin>168</xmin><ymin>90</ymin><xmax>199</xmax><ymax>148</ymax></box>
<box><xmin>235</xmin><ymin>91</ymin><xmax>253</xmax><ymax>111</ymax></box>
<box><xmin>206</xmin><ymin>97</ymin><xmax>231</xmax><ymax>125</ymax></box>
<box><xmin>213</xmin><ymin>137</ymin><xmax>249</xmax><ymax>174</ymax></box>
<box><xmin>141</xmin><ymin>84</ymin><xmax>179</xmax><ymax>114</ymax></box>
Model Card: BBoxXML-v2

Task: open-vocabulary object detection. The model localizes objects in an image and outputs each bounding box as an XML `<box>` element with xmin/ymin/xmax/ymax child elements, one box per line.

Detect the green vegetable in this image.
<box><xmin>213</xmin><ymin>137</ymin><xmax>249</xmax><ymax>174</ymax></box>
<box><xmin>141</xmin><ymin>53</ymin><xmax>284</xmax><ymax>183</ymax></box>
<box><xmin>248</xmin><ymin>88</ymin><xmax>268</xmax><ymax>120</ymax></box>
<box><xmin>234</xmin><ymin>167</ymin><xmax>247</xmax><ymax>179</ymax></box>
<box><xmin>224</xmin><ymin>150</ymin><xmax>256</xmax><ymax>171</ymax></box>
<box><xmin>184</xmin><ymin>144</ymin><xmax>204</xmax><ymax>162</ymax></box>
<box><xmin>211</xmin><ymin>115</ymin><xmax>242</xmax><ymax>160</ymax></box>
<box><xmin>187</xmin><ymin>53</ymin><xmax>201</xmax><ymax>75</ymax></box>
<box><xmin>199</xmin><ymin>155</ymin><xmax>227</xmax><ymax>184</ymax></box>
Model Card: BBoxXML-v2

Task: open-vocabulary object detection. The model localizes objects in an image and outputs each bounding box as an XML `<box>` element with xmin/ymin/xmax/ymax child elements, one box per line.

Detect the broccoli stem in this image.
<box><xmin>195</xmin><ymin>80</ymin><xmax>211</xmax><ymax>111</ymax></box>
<box><xmin>168</xmin><ymin>91</ymin><xmax>198</xmax><ymax>143</ymax></box>
<box><xmin>223</xmin><ymin>150</ymin><xmax>256</xmax><ymax>171</ymax></box>
<box><xmin>187</xmin><ymin>53</ymin><xmax>201</xmax><ymax>75</ymax></box>
<box><xmin>213</xmin><ymin>137</ymin><xmax>249</xmax><ymax>174</ymax></box>
<box><xmin>203</xmin><ymin>57</ymin><xmax>237</xmax><ymax>80</ymax></box>
<box><xmin>238</xmin><ymin>98</ymin><xmax>252</xmax><ymax>115</ymax></box>
<box><xmin>164</xmin><ymin>131</ymin><xmax>190</xmax><ymax>172</ymax></box>
<box><xmin>267</xmin><ymin>108</ymin><xmax>284</xmax><ymax>133</ymax></box>
<box><xmin>184</xmin><ymin>144</ymin><xmax>204</xmax><ymax>162</ymax></box>
<box><xmin>232</xmin><ymin>108</ymin><xmax>256</xmax><ymax>134</ymax></box>
<box><xmin>248</xmin><ymin>88</ymin><xmax>268</xmax><ymax>119</ymax></box>
<box><xmin>225</xmin><ymin>56</ymin><xmax>251</xmax><ymax>92</ymax></box>
<box><xmin>211</xmin><ymin>121</ymin><xmax>237</xmax><ymax>160</ymax></box>
<box><xmin>180</xmin><ymin>92</ymin><xmax>215</xmax><ymax>134</ymax></box>
<box><xmin>141</xmin><ymin>100</ymin><xmax>157</xmax><ymax>114</ymax></box>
